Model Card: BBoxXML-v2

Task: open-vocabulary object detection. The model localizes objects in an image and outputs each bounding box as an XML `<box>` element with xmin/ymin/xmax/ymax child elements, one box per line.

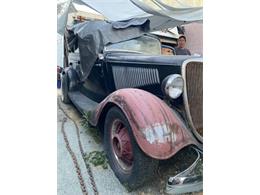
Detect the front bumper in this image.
<box><xmin>165</xmin><ymin>147</ymin><xmax>203</xmax><ymax>194</ymax></box>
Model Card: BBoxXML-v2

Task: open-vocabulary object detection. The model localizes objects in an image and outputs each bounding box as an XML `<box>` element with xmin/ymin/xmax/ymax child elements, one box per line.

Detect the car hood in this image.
<box><xmin>105</xmin><ymin>52</ymin><xmax>201</xmax><ymax>66</ymax></box>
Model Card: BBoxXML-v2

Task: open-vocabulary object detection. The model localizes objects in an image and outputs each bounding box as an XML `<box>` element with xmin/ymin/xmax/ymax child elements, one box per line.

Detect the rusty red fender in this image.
<box><xmin>89</xmin><ymin>88</ymin><xmax>199</xmax><ymax>160</ymax></box>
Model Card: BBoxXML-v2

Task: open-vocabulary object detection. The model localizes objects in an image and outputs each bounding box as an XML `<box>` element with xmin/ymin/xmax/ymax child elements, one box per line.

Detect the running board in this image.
<box><xmin>68</xmin><ymin>91</ymin><xmax>98</xmax><ymax>114</ymax></box>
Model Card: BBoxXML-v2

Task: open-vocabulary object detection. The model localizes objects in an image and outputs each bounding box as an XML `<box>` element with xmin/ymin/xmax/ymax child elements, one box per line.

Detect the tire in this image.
<box><xmin>104</xmin><ymin>106</ymin><xmax>158</xmax><ymax>190</ymax></box>
<box><xmin>61</xmin><ymin>72</ymin><xmax>70</xmax><ymax>104</ymax></box>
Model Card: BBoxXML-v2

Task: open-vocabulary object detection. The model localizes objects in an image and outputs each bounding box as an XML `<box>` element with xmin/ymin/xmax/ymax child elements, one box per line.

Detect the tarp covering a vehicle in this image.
<box><xmin>58</xmin><ymin>0</ymin><xmax>202</xmax><ymax>35</ymax></box>
<box><xmin>74</xmin><ymin>0</ymin><xmax>202</xmax><ymax>27</ymax></box>
<box><xmin>57</xmin><ymin>1</ymin><xmax>77</xmax><ymax>35</ymax></box>
<box><xmin>66</xmin><ymin>19</ymin><xmax>150</xmax><ymax>80</ymax></box>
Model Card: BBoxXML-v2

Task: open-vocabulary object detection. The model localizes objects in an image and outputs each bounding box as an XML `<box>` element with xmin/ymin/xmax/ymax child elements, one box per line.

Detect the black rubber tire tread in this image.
<box><xmin>61</xmin><ymin>72</ymin><xmax>71</xmax><ymax>104</ymax></box>
<box><xmin>104</xmin><ymin>106</ymin><xmax>158</xmax><ymax>191</ymax></box>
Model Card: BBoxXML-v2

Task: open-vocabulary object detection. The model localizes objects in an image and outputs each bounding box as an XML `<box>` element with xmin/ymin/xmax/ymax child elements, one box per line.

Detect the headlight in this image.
<box><xmin>162</xmin><ymin>74</ymin><xmax>184</xmax><ymax>99</ymax></box>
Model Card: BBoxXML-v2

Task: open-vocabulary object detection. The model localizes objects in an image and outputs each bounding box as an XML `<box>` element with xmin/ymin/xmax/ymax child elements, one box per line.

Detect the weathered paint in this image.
<box><xmin>89</xmin><ymin>88</ymin><xmax>199</xmax><ymax>160</ymax></box>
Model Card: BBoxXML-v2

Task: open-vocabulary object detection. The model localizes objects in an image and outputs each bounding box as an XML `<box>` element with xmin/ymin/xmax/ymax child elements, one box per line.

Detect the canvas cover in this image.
<box><xmin>58</xmin><ymin>0</ymin><xmax>203</xmax><ymax>35</ymax></box>
<box><xmin>57</xmin><ymin>0</ymin><xmax>76</xmax><ymax>35</ymax></box>
<box><xmin>74</xmin><ymin>0</ymin><xmax>202</xmax><ymax>21</ymax></box>
<box><xmin>66</xmin><ymin>19</ymin><xmax>150</xmax><ymax>80</ymax></box>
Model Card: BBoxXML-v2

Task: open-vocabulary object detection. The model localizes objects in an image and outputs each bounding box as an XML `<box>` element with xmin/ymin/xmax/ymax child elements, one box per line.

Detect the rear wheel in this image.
<box><xmin>61</xmin><ymin>72</ymin><xmax>70</xmax><ymax>104</ymax></box>
<box><xmin>104</xmin><ymin>106</ymin><xmax>158</xmax><ymax>190</ymax></box>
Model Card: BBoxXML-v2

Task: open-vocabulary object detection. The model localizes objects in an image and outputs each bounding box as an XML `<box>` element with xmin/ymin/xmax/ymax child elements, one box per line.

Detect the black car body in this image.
<box><xmin>61</xmin><ymin>19</ymin><xmax>203</xmax><ymax>192</ymax></box>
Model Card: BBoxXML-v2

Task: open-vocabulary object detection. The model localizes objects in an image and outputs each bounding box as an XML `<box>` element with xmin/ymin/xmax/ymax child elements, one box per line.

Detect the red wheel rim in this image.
<box><xmin>110</xmin><ymin>119</ymin><xmax>133</xmax><ymax>172</ymax></box>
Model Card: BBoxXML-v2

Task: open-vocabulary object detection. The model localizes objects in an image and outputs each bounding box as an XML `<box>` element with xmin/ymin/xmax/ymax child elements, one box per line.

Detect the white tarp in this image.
<box><xmin>152</xmin><ymin>27</ymin><xmax>179</xmax><ymax>39</ymax></box>
<box><xmin>73</xmin><ymin>0</ymin><xmax>150</xmax><ymax>22</ymax></box>
<box><xmin>130</xmin><ymin>0</ymin><xmax>202</xmax><ymax>21</ymax></box>
<box><xmin>58</xmin><ymin>0</ymin><xmax>202</xmax><ymax>35</ymax></box>
<box><xmin>57</xmin><ymin>0</ymin><xmax>75</xmax><ymax>35</ymax></box>
<box><xmin>57</xmin><ymin>34</ymin><xmax>64</xmax><ymax>67</ymax></box>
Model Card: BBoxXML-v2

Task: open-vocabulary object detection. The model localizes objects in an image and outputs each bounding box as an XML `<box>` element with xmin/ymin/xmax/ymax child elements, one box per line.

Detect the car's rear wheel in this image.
<box><xmin>61</xmin><ymin>72</ymin><xmax>70</xmax><ymax>104</ymax></box>
<box><xmin>104</xmin><ymin>106</ymin><xmax>158</xmax><ymax>190</ymax></box>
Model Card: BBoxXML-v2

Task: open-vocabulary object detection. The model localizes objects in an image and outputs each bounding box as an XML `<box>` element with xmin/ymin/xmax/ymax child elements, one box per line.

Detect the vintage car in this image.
<box><xmin>61</xmin><ymin>19</ymin><xmax>202</xmax><ymax>193</ymax></box>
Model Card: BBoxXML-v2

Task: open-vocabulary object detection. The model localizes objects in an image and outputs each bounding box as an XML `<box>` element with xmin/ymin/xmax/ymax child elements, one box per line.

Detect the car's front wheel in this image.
<box><xmin>104</xmin><ymin>106</ymin><xmax>158</xmax><ymax>190</ymax></box>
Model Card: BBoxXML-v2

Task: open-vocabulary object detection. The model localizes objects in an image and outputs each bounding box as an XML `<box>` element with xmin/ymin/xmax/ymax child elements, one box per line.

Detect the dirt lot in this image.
<box><xmin>57</xmin><ymin>90</ymin><xmax>202</xmax><ymax>195</ymax></box>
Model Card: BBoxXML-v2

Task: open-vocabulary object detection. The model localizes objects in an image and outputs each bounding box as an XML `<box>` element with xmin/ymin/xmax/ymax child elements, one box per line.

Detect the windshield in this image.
<box><xmin>104</xmin><ymin>36</ymin><xmax>161</xmax><ymax>55</ymax></box>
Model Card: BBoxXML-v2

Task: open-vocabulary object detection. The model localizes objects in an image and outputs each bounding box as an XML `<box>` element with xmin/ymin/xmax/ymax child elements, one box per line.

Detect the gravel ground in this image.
<box><xmin>57</xmin><ymin>90</ymin><xmax>203</xmax><ymax>195</ymax></box>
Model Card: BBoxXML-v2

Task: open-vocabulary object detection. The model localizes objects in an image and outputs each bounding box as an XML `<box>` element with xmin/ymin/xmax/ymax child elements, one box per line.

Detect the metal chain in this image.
<box><xmin>58</xmin><ymin>99</ymin><xmax>99</xmax><ymax>195</ymax></box>
<box><xmin>61</xmin><ymin>117</ymin><xmax>88</xmax><ymax>195</ymax></box>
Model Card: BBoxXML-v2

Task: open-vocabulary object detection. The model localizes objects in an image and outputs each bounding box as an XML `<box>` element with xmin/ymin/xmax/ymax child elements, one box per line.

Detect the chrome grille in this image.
<box><xmin>183</xmin><ymin>60</ymin><xmax>203</xmax><ymax>140</ymax></box>
<box><xmin>112</xmin><ymin>66</ymin><xmax>160</xmax><ymax>89</ymax></box>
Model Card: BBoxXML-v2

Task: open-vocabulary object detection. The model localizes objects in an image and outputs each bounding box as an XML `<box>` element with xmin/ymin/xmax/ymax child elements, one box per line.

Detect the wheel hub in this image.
<box><xmin>111</xmin><ymin>120</ymin><xmax>133</xmax><ymax>170</ymax></box>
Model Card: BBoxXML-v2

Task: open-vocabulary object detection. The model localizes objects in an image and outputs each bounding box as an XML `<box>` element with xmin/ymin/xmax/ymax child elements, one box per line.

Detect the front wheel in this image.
<box><xmin>104</xmin><ymin>106</ymin><xmax>158</xmax><ymax>190</ymax></box>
